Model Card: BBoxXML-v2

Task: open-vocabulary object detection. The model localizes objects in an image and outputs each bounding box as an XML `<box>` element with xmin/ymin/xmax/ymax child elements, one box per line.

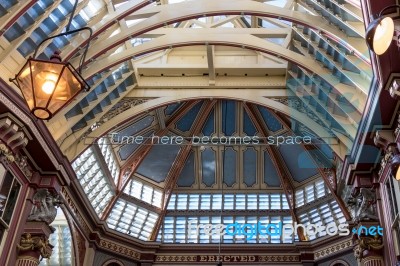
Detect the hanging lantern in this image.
<box><xmin>11</xmin><ymin>51</ymin><xmax>89</xmax><ymax>120</ymax></box>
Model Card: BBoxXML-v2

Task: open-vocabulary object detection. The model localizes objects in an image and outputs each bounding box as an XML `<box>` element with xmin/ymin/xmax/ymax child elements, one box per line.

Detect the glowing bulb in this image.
<box><xmin>396</xmin><ymin>166</ymin><xmax>400</xmax><ymax>181</ymax></box>
<box><xmin>42</xmin><ymin>79</ymin><xmax>56</xmax><ymax>94</ymax></box>
<box><xmin>373</xmin><ymin>17</ymin><xmax>394</xmax><ymax>55</ymax></box>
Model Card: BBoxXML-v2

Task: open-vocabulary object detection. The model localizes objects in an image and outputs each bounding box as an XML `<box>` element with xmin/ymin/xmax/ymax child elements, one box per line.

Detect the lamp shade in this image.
<box><xmin>391</xmin><ymin>154</ymin><xmax>400</xmax><ymax>180</ymax></box>
<box><xmin>366</xmin><ymin>16</ymin><xmax>394</xmax><ymax>55</ymax></box>
<box><xmin>12</xmin><ymin>51</ymin><xmax>89</xmax><ymax>120</ymax></box>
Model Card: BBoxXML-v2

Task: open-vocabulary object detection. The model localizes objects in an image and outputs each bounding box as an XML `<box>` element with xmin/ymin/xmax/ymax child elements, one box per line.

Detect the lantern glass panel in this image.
<box><xmin>15</xmin><ymin>58</ymin><xmax>85</xmax><ymax>119</ymax></box>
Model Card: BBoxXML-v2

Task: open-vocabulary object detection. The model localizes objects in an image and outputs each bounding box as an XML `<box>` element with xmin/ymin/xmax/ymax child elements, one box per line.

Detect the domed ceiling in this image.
<box><xmin>72</xmin><ymin>99</ymin><xmax>346</xmax><ymax>243</ymax></box>
<box><xmin>0</xmin><ymin>0</ymin><xmax>369</xmax><ymax>244</ymax></box>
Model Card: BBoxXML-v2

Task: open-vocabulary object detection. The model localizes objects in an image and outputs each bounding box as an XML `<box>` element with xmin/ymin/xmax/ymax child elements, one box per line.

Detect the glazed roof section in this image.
<box><xmin>0</xmin><ymin>0</ymin><xmax>368</xmax><ymax>243</ymax></box>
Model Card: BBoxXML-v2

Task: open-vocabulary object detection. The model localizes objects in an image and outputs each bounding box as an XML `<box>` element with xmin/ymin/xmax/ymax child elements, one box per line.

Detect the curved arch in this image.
<box><xmin>71</xmin><ymin>0</ymin><xmax>367</xmax><ymax>63</ymax></box>
<box><xmin>101</xmin><ymin>259</ymin><xmax>125</xmax><ymax>266</ymax></box>
<box><xmin>329</xmin><ymin>259</ymin><xmax>350</xmax><ymax>266</ymax></box>
<box><xmin>82</xmin><ymin>34</ymin><xmax>366</xmax><ymax>110</ymax></box>
<box><xmin>62</xmin><ymin>95</ymin><xmax>348</xmax><ymax>161</ymax></box>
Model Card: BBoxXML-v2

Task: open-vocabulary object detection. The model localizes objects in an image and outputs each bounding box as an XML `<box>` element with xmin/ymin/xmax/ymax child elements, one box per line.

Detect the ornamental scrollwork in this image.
<box><xmin>395</xmin><ymin>113</ymin><xmax>400</xmax><ymax>138</ymax></box>
<box><xmin>28</xmin><ymin>189</ymin><xmax>63</xmax><ymax>225</ymax></box>
<box><xmin>379</xmin><ymin>148</ymin><xmax>394</xmax><ymax>176</ymax></box>
<box><xmin>15</xmin><ymin>154</ymin><xmax>32</xmax><ymax>178</ymax></box>
<box><xmin>0</xmin><ymin>142</ymin><xmax>14</xmax><ymax>163</ymax></box>
<box><xmin>17</xmin><ymin>233</ymin><xmax>52</xmax><ymax>259</ymax></box>
<box><xmin>353</xmin><ymin>234</ymin><xmax>384</xmax><ymax>261</ymax></box>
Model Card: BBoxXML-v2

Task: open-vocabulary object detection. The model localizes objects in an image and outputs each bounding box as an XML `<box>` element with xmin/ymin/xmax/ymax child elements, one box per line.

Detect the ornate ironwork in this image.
<box><xmin>270</xmin><ymin>97</ymin><xmax>335</xmax><ymax>136</ymax></box>
<box><xmin>80</xmin><ymin>97</ymin><xmax>152</xmax><ymax>140</ymax></box>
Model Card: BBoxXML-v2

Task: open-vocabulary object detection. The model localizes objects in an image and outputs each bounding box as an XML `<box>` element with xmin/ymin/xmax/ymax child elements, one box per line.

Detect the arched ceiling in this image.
<box><xmin>0</xmin><ymin>0</ymin><xmax>369</xmax><ymax>243</ymax></box>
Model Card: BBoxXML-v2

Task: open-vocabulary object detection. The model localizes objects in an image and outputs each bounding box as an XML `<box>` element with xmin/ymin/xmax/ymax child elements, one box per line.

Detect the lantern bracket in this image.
<box><xmin>31</xmin><ymin>26</ymin><xmax>93</xmax><ymax>74</ymax></box>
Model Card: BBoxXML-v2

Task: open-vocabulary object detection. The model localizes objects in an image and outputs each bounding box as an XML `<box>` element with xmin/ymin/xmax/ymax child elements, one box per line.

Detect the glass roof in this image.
<box><xmin>70</xmin><ymin>99</ymin><xmax>345</xmax><ymax>242</ymax></box>
<box><xmin>0</xmin><ymin>0</ymin><xmax>369</xmax><ymax>245</ymax></box>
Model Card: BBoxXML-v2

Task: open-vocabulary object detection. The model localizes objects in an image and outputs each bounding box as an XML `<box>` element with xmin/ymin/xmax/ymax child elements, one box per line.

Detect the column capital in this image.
<box><xmin>17</xmin><ymin>233</ymin><xmax>52</xmax><ymax>259</ymax></box>
<box><xmin>353</xmin><ymin>234</ymin><xmax>384</xmax><ymax>263</ymax></box>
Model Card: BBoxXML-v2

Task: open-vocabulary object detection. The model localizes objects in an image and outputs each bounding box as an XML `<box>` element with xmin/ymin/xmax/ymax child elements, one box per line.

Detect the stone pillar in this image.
<box><xmin>16</xmin><ymin>222</ymin><xmax>54</xmax><ymax>266</ymax></box>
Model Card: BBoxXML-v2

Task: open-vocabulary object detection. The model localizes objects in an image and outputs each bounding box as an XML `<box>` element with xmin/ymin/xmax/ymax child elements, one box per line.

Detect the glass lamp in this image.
<box><xmin>9</xmin><ymin>0</ymin><xmax>92</xmax><ymax>120</ymax></box>
<box><xmin>11</xmin><ymin>51</ymin><xmax>89</xmax><ymax>120</ymax></box>
<box><xmin>391</xmin><ymin>154</ymin><xmax>400</xmax><ymax>181</ymax></box>
<box><xmin>365</xmin><ymin>5</ymin><xmax>400</xmax><ymax>55</ymax></box>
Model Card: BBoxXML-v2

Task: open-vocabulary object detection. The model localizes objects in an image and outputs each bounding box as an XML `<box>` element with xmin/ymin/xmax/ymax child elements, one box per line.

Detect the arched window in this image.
<box><xmin>39</xmin><ymin>208</ymin><xmax>73</xmax><ymax>266</ymax></box>
<box><xmin>102</xmin><ymin>259</ymin><xmax>124</xmax><ymax>266</ymax></box>
<box><xmin>329</xmin><ymin>260</ymin><xmax>350</xmax><ymax>266</ymax></box>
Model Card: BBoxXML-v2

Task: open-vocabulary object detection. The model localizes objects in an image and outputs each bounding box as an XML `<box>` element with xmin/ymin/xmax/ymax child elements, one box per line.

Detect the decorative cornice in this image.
<box><xmin>258</xmin><ymin>255</ymin><xmax>300</xmax><ymax>262</ymax></box>
<box><xmin>98</xmin><ymin>239</ymin><xmax>141</xmax><ymax>260</ymax></box>
<box><xmin>60</xmin><ymin>187</ymin><xmax>91</xmax><ymax>236</ymax></box>
<box><xmin>314</xmin><ymin>238</ymin><xmax>352</xmax><ymax>260</ymax></box>
<box><xmin>0</xmin><ymin>85</ymin><xmax>71</xmax><ymax>185</ymax></box>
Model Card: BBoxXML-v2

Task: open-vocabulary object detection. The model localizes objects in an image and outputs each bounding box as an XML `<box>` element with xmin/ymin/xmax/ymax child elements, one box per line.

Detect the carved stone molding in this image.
<box><xmin>0</xmin><ymin>116</ymin><xmax>29</xmax><ymax>153</ymax></box>
<box><xmin>0</xmin><ymin>91</ymin><xmax>71</xmax><ymax>185</ymax></box>
<box><xmin>98</xmin><ymin>239</ymin><xmax>141</xmax><ymax>260</ymax></box>
<box><xmin>0</xmin><ymin>141</ymin><xmax>15</xmax><ymax>163</ymax></box>
<box><xmin>314</xmin><ymin>239</ymin><xmax>352</xmax><ymax>260</ymax></box>
<box><xmin>60</xmin><ymin>187</ymin><xmax>91</xmax><ymax>236</ymax></box>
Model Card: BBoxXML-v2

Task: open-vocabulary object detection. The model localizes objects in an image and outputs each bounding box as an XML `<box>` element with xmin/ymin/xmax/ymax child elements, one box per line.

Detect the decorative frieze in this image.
<box><xmin>270</xmin><ymin>97</ymin><xmax>335</xmax><ymax>136</ymax></box>
<box><xmin>314</xmin><ymin>239</ymin><xmax>352</xmax><ymax>260</ymax></box>
<box><xmin>61</xmin><ymin>187</ymin><xmax>91</xmax><ymax>236</ymax></box>
<box><xmin>154</xmin><ymin>254</ymin><xmax>300</xmax><ymax>263</ymax></box>
<box><xmin>98</xmin><ymin>239</ymin><xmax>140</xmax><ymax>260</ymax></box>
<box><xmin>80</xmin><ymin>97</ymin><xmax>153</xmax><ymax>141</ymax></box>
<box><xmin>258</xmin><ymin>255</ymin><xmax>300</xmax><ymax>262</ymax></box>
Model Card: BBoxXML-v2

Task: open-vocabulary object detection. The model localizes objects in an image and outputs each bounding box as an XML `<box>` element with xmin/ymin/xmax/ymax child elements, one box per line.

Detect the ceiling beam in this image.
<box><xmin>0</xmin><ymin>0</ymin><xmax>37</xmax><ymax>37</ymax></box>
<box><xmin>76</xmin><ymin>0</ymin><xmax>367</xmax><ymax>65</ymax></box>
<box><xmin>206</xmin><ymin>44</ymin><xmax>215</xmax><ymax>84</ymax></box>
<box><xmin>80</xmin><ymin>34</ymin><xmax>366</xmax><ymax>106</ymax></box>
<box><xmin>61</xmin><ymin>0</ymin><xmax>153</xmax><ymax>60</ymax></box>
